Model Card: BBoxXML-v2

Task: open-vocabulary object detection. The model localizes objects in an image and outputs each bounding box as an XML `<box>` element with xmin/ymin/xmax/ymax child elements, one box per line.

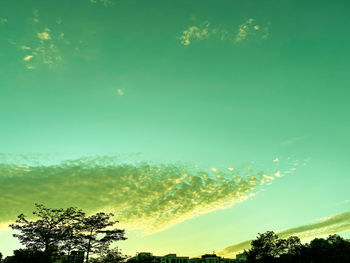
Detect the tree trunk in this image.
<box><xmin>85</xmin><ymin>230</ymin><xmax>93</xmax><ymax>263</ymax></box>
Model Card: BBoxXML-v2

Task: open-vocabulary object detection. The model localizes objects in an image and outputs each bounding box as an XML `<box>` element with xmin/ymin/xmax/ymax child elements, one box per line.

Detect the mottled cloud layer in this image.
<box><xmin>179</xmin><ymin>18</ymin><xmax>269</xmax><ymax>46</ymax></box>
<box><xmin>0</xmin><ymin>155</ymin><xmax>284</xmax><ymax>234</ymax></box>
<box><xmin>217</xmin><ymin>211</ymin><xmax>350</xmax><ymax>258</ymax></box>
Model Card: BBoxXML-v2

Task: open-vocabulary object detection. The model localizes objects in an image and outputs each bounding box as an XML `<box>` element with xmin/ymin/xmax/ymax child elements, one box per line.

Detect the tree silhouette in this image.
<box><xmin>127</xmin><ymin>253</ymin><xmax>155</xmax><ymax>263</ymax></box>
<box><xmin>91</xmin><ymin>247</ymin><xmax>127</xmax><ymax>263</ymax></box>
<box><xmin>79</xmin><ymin>212</ymin><xmax>126</xmax><ymax>263</ymax></box>
<box><xmin>247</xmin><ymin>231</ymin><xmax>280</xmax><ymax>262</ymax></box>
<box><xmin>246</xmin><ymin>231</ymin><xmax>350</xmax><ymax>263</ymax></box>
<box><xmin>9</xmin><ymin>204</ymin><xmax>126</xmax><ymax>263</ymax></box>
<box><xmin>3</xmin><ymin>249</ymin><xmax>50</xmax><ymax>263</ymax></box>
<box><xmin>9</xmin><ymin>204</ymin><xmax>83</xmax><ymax>253</ymax></box>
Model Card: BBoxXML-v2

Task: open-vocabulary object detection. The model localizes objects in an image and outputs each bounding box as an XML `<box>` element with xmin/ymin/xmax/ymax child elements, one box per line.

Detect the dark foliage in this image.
<box><xmin>78</xmin><ymin>212</ymin><xmax>127</xmax><ymax>263</ymax></box>
<box><xmin>127</xmin><ymin>253</ymin><xmax>155</xmax><ymax>263</ymax></box>
<box><xmin>90</xmin><ymin>248</ymin><xmax>128</xmax><ymax>263</ymax></box>
<box><xmin>246</xmin><ymin>231</ymin><xmax>350</xmax><ymax>263</ymax></box>
<box><xmin>3</xmin><ymin>249</ymin><xmax>50</xmax><ymax>263</ymax></box>
<box><xmin>7</xmin><ymin>204</ymin><xmax>126</xmax><ymax>263</ymax></box>
<box><xmin>9</xmin><ymin>204</ymin><xmax>84</xmax><ymax>252</ymax></box>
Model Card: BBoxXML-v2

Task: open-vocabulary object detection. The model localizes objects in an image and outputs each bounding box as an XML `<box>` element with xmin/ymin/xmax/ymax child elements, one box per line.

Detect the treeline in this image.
<box><xmin>1</xmin><ymin>204</ymin><xmax>350</xmax><ymax>263</ymax></box>
<box><xmin>0</xmin><ymin>204</ymin><xmax>126</xmax><ymax>263</ymax></box>
<box><xmin>242</xmin><ymin>231</ymin><xmax>350</xmax><ymax>263</ymax></box>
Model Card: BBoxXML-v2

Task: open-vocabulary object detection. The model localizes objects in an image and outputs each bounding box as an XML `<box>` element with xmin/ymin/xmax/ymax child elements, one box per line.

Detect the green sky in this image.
<box><xmin>0</xmin><ymin>0</ymin><xmax>349</xmax><ymax>258</ymax></box>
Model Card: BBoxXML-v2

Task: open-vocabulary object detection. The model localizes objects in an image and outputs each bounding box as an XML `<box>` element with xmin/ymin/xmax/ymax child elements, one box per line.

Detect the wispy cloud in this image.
<box><xmin>179</xmin><ymin>18</ymin><xmax>269</xmax><ymax>46</ymax></box>
<box><xmin>0</xmin><ymin>17</ymin><xmax>7</xmax><ymax>25</ymax></box>
<box><xmin>217</xmin><ymin>211</ymin><xmax>350</xmax><ymax>258</ymax></box>
<box><xmin>90</xmin><ymin>0</ymin><xmax>114</xmax><ymax>7</ymax></box>
<box><xmin>179</xmin><ymin>22</ymin><xmax>210</xmax><ymax>46</ymax></box>
<box><xmin>21</xmin><ymin>46</ymin><xmax>31</xmax><ymax>50</ymax></box>
<box><xmin>281</xmin><ymin>136</ymin><xmax>308</xmax><ymax>146</ymax></box>
<box><xmin>30</xmin><ymin>9</ymin><xmax>40</xmax><ymax>24</ymax></box>
<box><xmin>17</xmin><ymin>11</ymin><xmax>67</xmax><ymax>69</ymax></box>
<box><xmin>117</xmin><ymin>89</ymin><xmax>124</xmax><ymax>96</ymax></box>
<box><xmin>37</xmin><ymin>28</ymin><xmax>51</xmax><ymax>40</ymax></box>
<box><xmin>0</xmin><ymin>155</ymin><xmax>286</xmax><ymax>234</ymax></box>
<box><xmin>234</xmin><ymin>18</ymin><xmax>268</xmax><ymax>43</ymax></box>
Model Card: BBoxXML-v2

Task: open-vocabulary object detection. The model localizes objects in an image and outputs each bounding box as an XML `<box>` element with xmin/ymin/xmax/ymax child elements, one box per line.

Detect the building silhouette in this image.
<box><xmin>128</xmin><ymin>253</ymin><xmax>238</xmax><ymax>263</ymax></box>
<box><xmin>129</xmin><ymin>252</ymin><xmax>189</xmax><ymax>263</ymax></box>
<box><xmin>190</xmin><ymin>254</ymin><xmax>235</xmax><ymax>263</ymax></box>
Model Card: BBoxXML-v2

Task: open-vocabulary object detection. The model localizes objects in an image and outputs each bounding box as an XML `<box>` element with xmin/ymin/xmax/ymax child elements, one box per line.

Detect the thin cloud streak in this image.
<box><xmin>217</xmin><ymin>211</ymin><xmax>350</xmax><ymax>258</ymax></box>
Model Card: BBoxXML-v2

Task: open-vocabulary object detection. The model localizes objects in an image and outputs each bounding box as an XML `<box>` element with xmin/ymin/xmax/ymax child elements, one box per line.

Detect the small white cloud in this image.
<box><xmin>21</xmin><ymin>46</ymin><xmax>31</xmax><ymax>50</ymax></box>
<box><xmin>263</xmin><ymin>174</ymin><xmax>275</xmax><ymax>180</ymax></box>
<box><xmin>235</xmin><ymin>18</ymin><xmax>254</xmax><ymax>43</ymax></box>
<box><xmin>37</xmin><ymin>29</ymin><xmax>51</xmax><ymax>40</ymax></box>
<box><xmin>31</xmin><ymin>9</ymin><xmax>40</xmax><ymax>24</ymax></box>
<box><xmin>23</xmin><ymin>55</ymin><xmax>33</xmax><ymax>61</ymax></box>
<box><xmin>273</xmin><ymin>157</ymin><xmax>279</xmax><ymax>162</ymax></box>
<box><xmin>211</xmin><ymin>167</ymin><xmax>219</xmax><ymax>173</ymax></box>
<box><xmin>227</xmin><ymin>167</ymin><xmax>235</xmax><ymax>171</ymax></box>
<box><xmin>117</xmin><ymin>89</ymin><xmax>124</xmax><ymax>96</ymax></box>
<box><xmin>0</xmin><ymin>17</ymin><xmax>7</xmax><ymax>25</ymax></box>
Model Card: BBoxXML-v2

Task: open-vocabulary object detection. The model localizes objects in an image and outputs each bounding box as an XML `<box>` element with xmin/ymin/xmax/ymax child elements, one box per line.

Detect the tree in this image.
<box><xmin>278</xmin><ymin>236</ymin><xmax>305</xmax><ymax>263</ymax></box>
<box><xmin>246</xmin><ymin>231</ymin><xmax>304</xmax><ymax>263</ymax></box>
<box><xmin>247</xmin><ymin>231</ymin><xmax>280</xmax><ymax>262</ymax></box>
<box><xmin>127</xmin><ymin>253</ymin><xmax>155</xmax><ymax>263</ymax></box>
<box><xmin>10</xmin><ymin>204</ymin><xmax>127</xmax><ymax>262</ymax></box>
<box><xmin>246</xmin><ymin>231</ymin><xmax>350</xmax><ymax>263</ymax></box>
<box><xmin>78</xmin><ymin>212</ymin><xmax>127</xmax><ymax>263</ymax></box>
<box><xmin>3</xmin><ymin>249</ymin><xmax>50</xmax><ymax>263</ymax></box>
<box><xmin>284</xmin><ymin>236</ymin><xmax>302</xmax><ymax>255</ymax></box>
<box><xmin>9</xmin><ymin>204</ymin><xmax>83</xmax><ymax>253</ymax></box>
<box><xmin>91</xmin><ymin>247</ymin><xmax>127</xmax><ymax>263</ymax></box>
<box><xmin>304</xmin><ymin>235</ymin><xmax>350</xmax><ymax>263</ymax></box>
<box><xmin>58</xmin><ymin>208</ymin><xmax>86</xmax><ymax>257</ymax></box>
<box><xmin>0</xmin><ymin>252</ymin><xmax>3</xmax><ymax>263</ymax></box>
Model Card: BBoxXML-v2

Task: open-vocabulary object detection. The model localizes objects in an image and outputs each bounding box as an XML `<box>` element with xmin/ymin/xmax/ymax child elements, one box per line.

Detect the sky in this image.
<box><xmin>0</xmin><ymin>0</ymin><xmax>350</xmax><ymax>258</ymax></box>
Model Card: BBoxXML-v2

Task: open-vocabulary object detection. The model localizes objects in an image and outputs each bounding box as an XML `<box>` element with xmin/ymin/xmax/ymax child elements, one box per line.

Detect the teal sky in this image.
<box><xmin>0</xmin><ymin>0</ymin><xmax>350</xmax><ymax>258</ymax></box>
